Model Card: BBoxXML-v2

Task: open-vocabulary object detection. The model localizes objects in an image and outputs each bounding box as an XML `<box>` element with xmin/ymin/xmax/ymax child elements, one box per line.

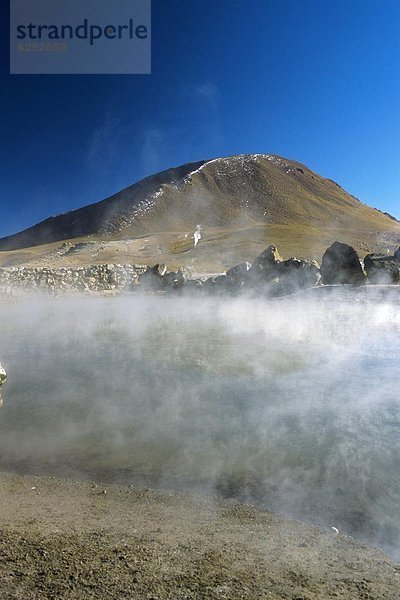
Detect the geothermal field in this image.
<box><xmin>1</xmin><ymin>156</ymin><xmax>400</xmax><ymax>597</ymax></box>
<box><xmin>3</xmin><ymin>0</ymin><xmax>400</xmax><ymax>593</ymax></box>
<box><xmin>1</xmin><ymin>288</ymin><xmax>400</xmax><ymax>563</ymax></box>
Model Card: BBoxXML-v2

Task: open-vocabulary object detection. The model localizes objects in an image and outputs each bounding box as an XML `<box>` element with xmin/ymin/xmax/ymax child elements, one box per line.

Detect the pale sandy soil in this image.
<box><xmin>0</xmin><ymin>223</ymin><xmax>399</xmax><ymax>274</ymax></box>
<box><xmin>0</xmin><ymin>471</ymin><xmax>399</xmax><ymax>599</ymax></box>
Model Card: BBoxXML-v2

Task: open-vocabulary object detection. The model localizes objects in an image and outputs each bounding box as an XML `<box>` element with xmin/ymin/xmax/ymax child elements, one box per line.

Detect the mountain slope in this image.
<box><xmin>0</xmin><ymin>154</ymin><xmax>399</xmax><ymax>270</ymax></box>
<box><xmin>0</xmin><ymin>160</ymin><xmax>207</xmax><ymax>251</ymax></box>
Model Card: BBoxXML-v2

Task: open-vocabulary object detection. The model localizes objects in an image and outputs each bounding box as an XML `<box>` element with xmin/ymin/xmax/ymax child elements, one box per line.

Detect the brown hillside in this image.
<box><xmin>0</xmin><ymin>154</ymin><xmax>399</xmax><ymax>271</ymax></box>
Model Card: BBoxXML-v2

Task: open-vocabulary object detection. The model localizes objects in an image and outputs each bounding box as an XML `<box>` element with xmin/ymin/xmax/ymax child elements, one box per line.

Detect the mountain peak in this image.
<box><xmin>0</xmin><ymin>154</ymin><xmax>399</xmax><ymax>272</ymax></box>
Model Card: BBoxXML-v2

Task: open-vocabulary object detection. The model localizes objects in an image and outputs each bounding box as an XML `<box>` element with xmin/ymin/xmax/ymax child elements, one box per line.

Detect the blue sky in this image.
<box><xmin>1</xmin><ymin>0</ymin><xmax>399</xmax><ymax>237</ymax></box>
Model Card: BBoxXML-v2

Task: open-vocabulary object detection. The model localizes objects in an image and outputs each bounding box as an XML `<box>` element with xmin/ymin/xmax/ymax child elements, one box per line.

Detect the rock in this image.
<box><xmin>226</xmin><ymin>262</ymin><xmax>251</xmax><ymax>287</ymax></box>
<box><xmin>243</xmin><ymin>254</ymin><xmax>319</xmax><ymax>297</ymax></box>
<box><xmin>0</xmin><ymin>364</ymin><xmax>6</xmax><ymax>386</ymax></box>
<box><xmin>203</xmin><ymin>274</ymin><xmax>228</xmax><ymax>295</ymax></box>
<box><xmin>394</xmin><ymin>247</ymin><xmax>400</xmax><ymax>261</ymax></box>
<box><xmin>163</xmin><ymin>269</ymin><xmax>186</xmax><ymax>290</ymax></box>
<box><xmin>245</xmin><ymin>245</ymin><xmax>283</xmax><ymax>292</ymax></box>
<box><xmin>320</xmin><ymin>241</ymin><xmax>366</xmax><ymax>285</ymax></box>
<box><xmin>183</xmin><ymin>279</ymin><xmax>203</xmax><ymax>294</ymax></box>
<box><xmin>275</xmin><ymin>258</ymin><xmax>320</xmax><ymax>293</ymax></box>
<box><xmin>138</xmin><ymin>264</ymin><xmax>165</xmax><ymax>291</ymax></box>
<box><xmin>250</xmin><ymin>245</ymin><xmax>282</xmax><ymax>280</ymax></box>
<box><xmin>364</xmin><ymin>254</ymin><xmax>400</xmax><ymax>284</ymax></box>
<box><xmin>0</xmin><ymin>264</ymin><xmax>148</xmax><ymax>296</ymax></box>
<box><xmin>154</xmin><ymin>264</ymin><xmax>167</xmax><ymax>277</ymax></box>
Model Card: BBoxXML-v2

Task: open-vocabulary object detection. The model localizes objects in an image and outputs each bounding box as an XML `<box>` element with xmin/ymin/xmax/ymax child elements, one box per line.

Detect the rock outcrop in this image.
<box><xmin>163</xmin><ymin>269</ymin><xmax>186</xmax><ymax>290</ymax></box>
<box><xmin>320</xmin><ymin>241</ymin><xmax>366</xmax><ymax>285</ymax></box>
<box><xmin>2</xmin><ymin>240</ymin><xmax>400</xmax><ymax>299</ymax></box>
<box><xmin>138</xmin><ymin>265</ymin><xmax>186</xmax><ymax>291</ymax></box>
<box><xmin>274</xmin><ymin>258</ymin><xmax>320</xmax><ymax>295</ymax></box>
<box><xmin>225</xmin><ymin>262</ymin><xmax>251</xmax><ymax>287</ymax></box>
<box><xmin>202</xmin><ymin>274</ymin><xmax>228</xmax><ymax>295</ymax></box>
<box><xmin>249</xmin><ymin>245</ymin><xmax>282</xmax><ymax>281</ymax></box>
<box><xmin>0</xmin><ymin>264</ymin><xmax>146</xmax><ymax>295</ymax></box>
<box><xmin>364</xmin><ymin>254</ymin><xmax>400</xmax><ymax>284</ymax></box>
<box><xmin>137</xmin><ymin>264</ymin><xmax>167</xmax><ymax>291</ymax></box>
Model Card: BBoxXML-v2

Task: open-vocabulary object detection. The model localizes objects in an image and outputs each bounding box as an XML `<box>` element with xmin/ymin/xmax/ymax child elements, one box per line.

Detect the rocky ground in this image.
<box><xmin>0</xmin><ymin>471</ymin><xmax>399</xmax><ymax>599</ymax></box>
<box><xmin>0</xmin><ymin>263</ymin><xmax>146</xmax><ymax>296</ymax></box>
<box><xmin>1</xmin><ymin>240</ymin><xmax>399</xmax><ymax>298</ymax></box>
<box><xmin>0</xmin><ymin>222</ymin><xmax>399</xmax><ymax>276</ymax></box>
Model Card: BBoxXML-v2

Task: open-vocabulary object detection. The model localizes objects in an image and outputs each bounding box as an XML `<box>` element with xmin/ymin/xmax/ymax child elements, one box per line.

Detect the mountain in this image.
<box><xmin>1</xmin><ymin>154</ymin><xmax>399</xmax><ymax>271</ymax></box>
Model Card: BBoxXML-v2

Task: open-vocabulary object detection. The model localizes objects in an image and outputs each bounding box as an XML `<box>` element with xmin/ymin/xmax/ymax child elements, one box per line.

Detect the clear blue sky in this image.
<box><xmin>1</xmin><ymin>0</ymin><xmax>399</xmax><ymax>237</ymax></box>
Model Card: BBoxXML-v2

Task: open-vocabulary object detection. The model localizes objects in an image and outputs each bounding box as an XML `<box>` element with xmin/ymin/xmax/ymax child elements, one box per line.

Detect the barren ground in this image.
<box><xmin>0</xmin><ymin>471</ymin><xmax>399</xmax><ymax>599</ymax></box>
<box><xmin>0</xmin><ymin>222</ymin><xmax>399</xmax><ymax>275</ymax></box>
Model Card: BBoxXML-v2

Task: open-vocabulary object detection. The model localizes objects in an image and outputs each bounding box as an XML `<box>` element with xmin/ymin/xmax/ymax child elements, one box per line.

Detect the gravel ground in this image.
<box><xmin>0</xmin><ymin>471</ymin><xmax>399</xmax><ymax>599</ymax></box>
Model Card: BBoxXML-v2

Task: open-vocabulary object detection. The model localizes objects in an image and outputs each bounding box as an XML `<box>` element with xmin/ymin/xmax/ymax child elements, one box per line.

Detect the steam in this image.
<box><xmin>193</xmin><ymin>224</ymin><xmax>202</xmax><ymax>247</ymax></box>
<box><xmin>0</xmin><ymin>291</ymin><xmax>399</xmax><ymax>558</ymax></box>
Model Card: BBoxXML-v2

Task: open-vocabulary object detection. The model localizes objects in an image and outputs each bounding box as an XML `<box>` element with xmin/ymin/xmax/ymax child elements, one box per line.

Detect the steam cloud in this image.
<box><xmin>0</xmin><ymin>292</ymin><xmax>399</xmax><ymax>557</ymax></box>
<box><xmin>193</xmin><ymin>224</ymin><xmax>202</xmax><ymax>247</ymax></box>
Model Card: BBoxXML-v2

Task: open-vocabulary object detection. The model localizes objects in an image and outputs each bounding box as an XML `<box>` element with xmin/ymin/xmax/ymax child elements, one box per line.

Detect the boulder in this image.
<box><xmin>155</xmin><ymin>264</ymin><xmax>168</xmax><ymax>277</ymax></box>
<box><xmin>320</xmin><ymin>242</ymin><xmax>366</xmax><ymax>285</ymax></box>
<box><xmin>203</xmin><ymin>274</ymin><xmax>228</xmax><ymax>295</ymax></box>
<box><xmin>275</xmin><ymin>258</ymin><xmax>320</xmax><ymax>293</ymax></box>
<box><xmin>245</xmin><ymin>246</ymin><xmax>320</xmax><ymax>295</ymax></box>
<box><xmin>226</xmin><ymin>261</ymin><xmax>251</xmax><ymax>285</ymax></box>
<box><xmin>364</xmin><ymin>254</ymin><xmax>400</xmax><ymax>284</ymax></box>
<box><xmin>183</xmin><ymin>279</ymin><xmax>203</xmax><ymax>294</ymax></box>
<box><xmin>163</xmin><ymin>269</ymin><xmax>186</xmax><ymax>291</ymax></box>
<box><xmin>245</xmin><ymin>245</ymin><xmax>282</xmax><ymax>292</ymax></box>
<box><xmin>250</xmin><ymin>245</ymin><xmax>282</xmax><ymax>280</ymax></box>
<box><xmin>0</xmin><ymin>363</ymin><xmax>6</xmax><ymax>386</ymax></box>
<box><xmin>138</xmin><ymin>264</ymin><xmax>166</xmax><ymax>291</ymax></box>
<box><xmin>225</xmin><ymin>262</ymin><xmax>251</xmax><ymax>293</ymax></box>
<box><xmin>394</xmin><ymin>247</ymin><xmax>400</xmax><ymax>261</ymax></box>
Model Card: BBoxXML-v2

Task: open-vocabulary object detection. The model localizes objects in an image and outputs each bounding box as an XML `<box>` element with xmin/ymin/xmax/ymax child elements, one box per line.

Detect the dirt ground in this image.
<box><xmin>0</xmin><ymin>222</ymin><xmax>399</xmax><ymax>275</ymax></box>
<box><xmin>0</xmin><ymin>471</ymin><xmax>399</xmax><ymax>599</ymax></box>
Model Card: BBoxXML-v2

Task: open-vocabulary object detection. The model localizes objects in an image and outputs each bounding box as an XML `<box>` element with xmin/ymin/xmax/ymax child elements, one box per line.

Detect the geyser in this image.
<box><xmin>0</xmin><ymin>291</ymin><xmax>399</xmax><ymax>557</ymax></box>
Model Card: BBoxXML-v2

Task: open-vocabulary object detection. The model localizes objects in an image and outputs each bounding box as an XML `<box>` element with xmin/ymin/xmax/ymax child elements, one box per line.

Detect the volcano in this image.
<box><xmin>1</xmin><ymin>154</ymin><xmax>399</xmax><ymax>271</ymax></box>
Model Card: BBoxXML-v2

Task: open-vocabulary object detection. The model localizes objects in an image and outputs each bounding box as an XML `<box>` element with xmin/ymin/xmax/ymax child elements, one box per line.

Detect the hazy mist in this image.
<box><xmin>0</xmin><ymin>292</ymin><xmax>399</xmax><ymax>557</ymax></box>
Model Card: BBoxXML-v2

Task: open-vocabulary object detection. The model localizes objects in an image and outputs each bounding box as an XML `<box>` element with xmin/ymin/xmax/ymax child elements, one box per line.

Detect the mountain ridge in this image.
<box><xmin>1</xmin><ymin>153</ymin><xmax>399</xmax><ymax>271</ymax></box>
<box><xmin>0</xmin><ymin>159</ymin><xmax>208</xmax><ymax>251</ymax></box>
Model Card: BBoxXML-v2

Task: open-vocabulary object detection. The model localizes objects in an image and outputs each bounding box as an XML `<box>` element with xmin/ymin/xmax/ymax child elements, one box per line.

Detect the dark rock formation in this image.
<box><xmin>203</xmin><ymin>274</ymin><xmax>228</xmax><ymax>295</ymax></box>
<box><xmin>183</xmin><ymin>279</ymin><xmax>203</xmax><ymax>294</ymax></box>
<box><xmin>195</xmin><ymin>248</ymin><xmax>320</xmax><ymax>297</ymax></box>
<box><xmin>224</xmin><ymin>262</ymin><xmax>252</xmax><ymax>294</ymax></box>
<box><xmin>275</xmin><ymin>258</ymin><xmax>320</xmax><ymax>294</ymax></box>
<box><xmin>137</xmin><ymin>264</ymin><xmax>166</xmax><ymax>291</ymax></box>
<box><xmin>320</xmin><ymin>242</ymin><xmax>366</xmax><ymax>285</ymax></box>
<box><xmin>244</xmin><ymin>248</ymin><xmax>320</xmax><ymax>295</ymax></box>
<box><xmin>364</xmin><ymin>254</ymin><xmax>400</xmax><ymax>284</ymax></box>
<box><xmin>245</xmin><ymin>245</ymin><xmax>282</xmax><ymax>293</ymax></box>
<box><xmin>250</xmin><ymin>245</ymin><xmax>282</xmax><ymax>281</ymax></box>
<box><xmin>226</xmin><ymin>262</ymin><xmax>251</xmax><ymax>286</ymax></box>
<box><xmin>163</xmin><ymin>269</ymin><xmax>186</xmax><ymax>290</ymax></box>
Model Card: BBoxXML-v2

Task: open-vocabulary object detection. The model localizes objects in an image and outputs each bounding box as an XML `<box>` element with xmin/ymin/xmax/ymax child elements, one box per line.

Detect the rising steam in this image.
<box><xmin>193</xmin><ymin>224</ymin><xmax>202</xmax><ymax>247</ymax></box>
<box><xmin>0</xmin><ymin>291</ymin><xmax>399</xmax><ymax>558</ymax></box>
